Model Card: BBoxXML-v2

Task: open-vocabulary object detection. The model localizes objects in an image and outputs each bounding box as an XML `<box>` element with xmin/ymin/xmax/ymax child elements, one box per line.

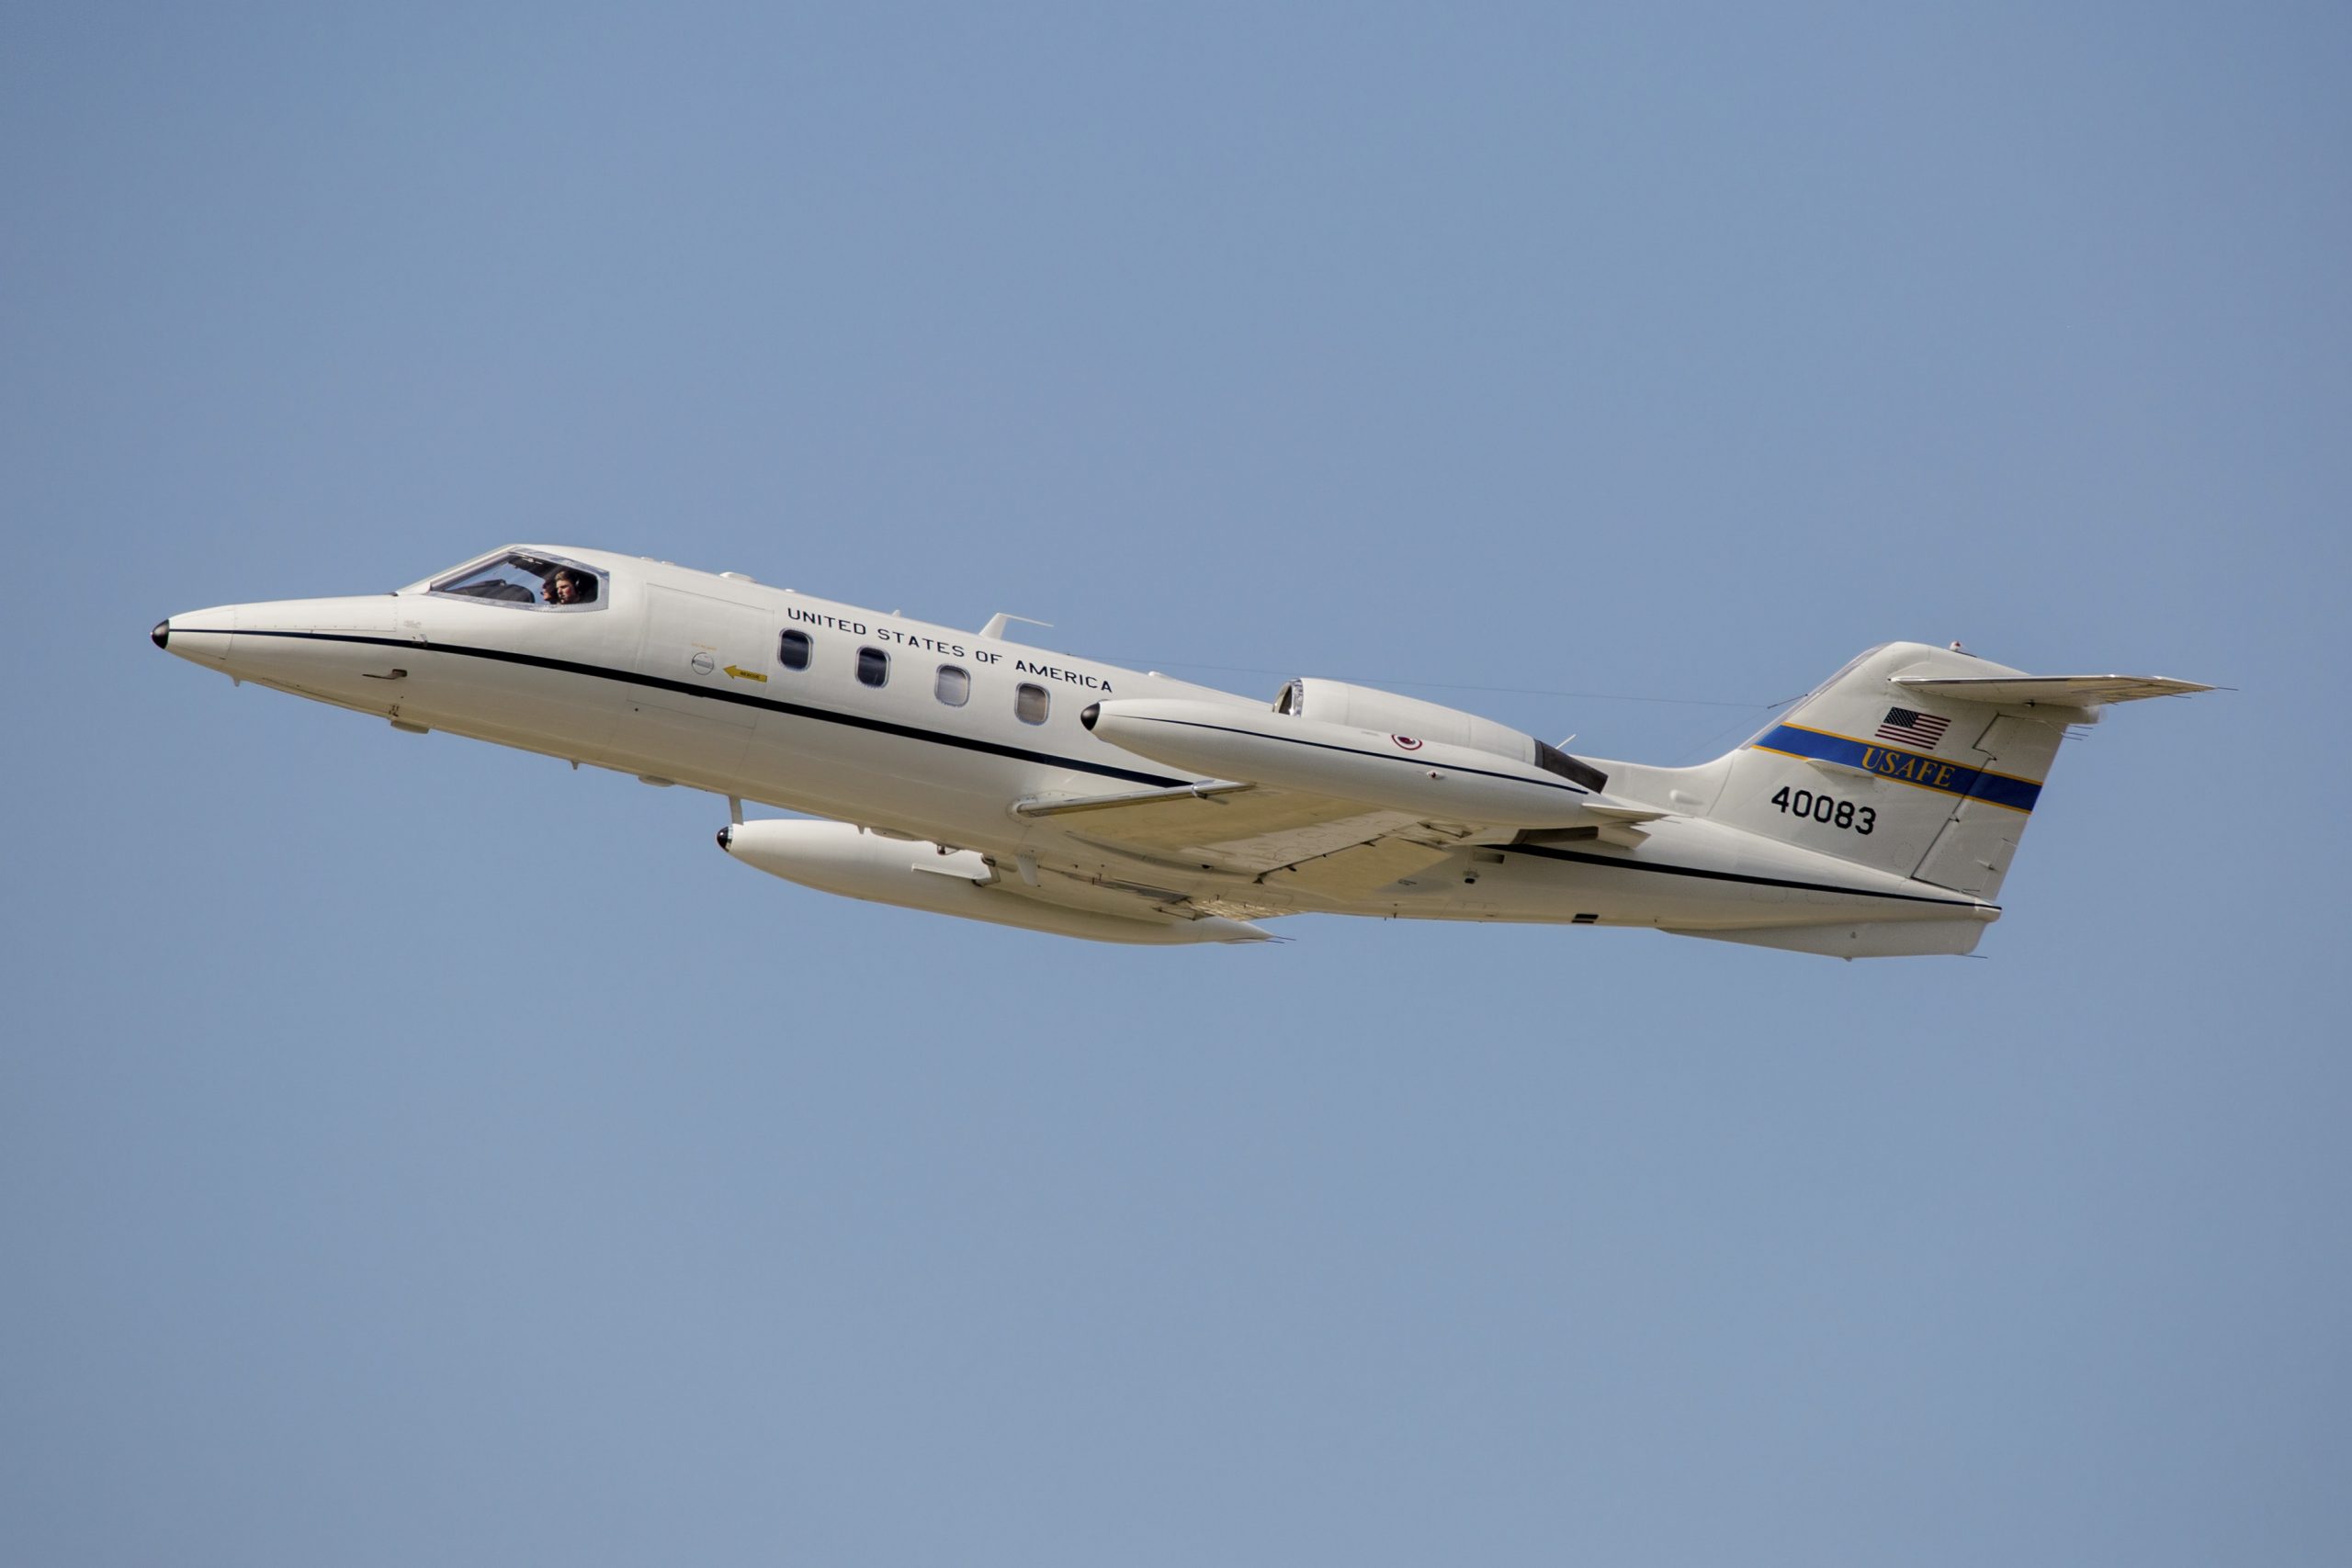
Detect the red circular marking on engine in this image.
<box><xmin>1391</xmin><ymin>734</ymin><xmax>1423</xmax><ymax>750</ymax></box>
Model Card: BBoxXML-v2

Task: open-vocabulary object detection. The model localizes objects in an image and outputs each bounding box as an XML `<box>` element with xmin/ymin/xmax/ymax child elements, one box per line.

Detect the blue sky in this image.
<box><xmin>5</xmin><ymin>5</ymin><xmax>2347</xmax><ymax>1563</ymax></box>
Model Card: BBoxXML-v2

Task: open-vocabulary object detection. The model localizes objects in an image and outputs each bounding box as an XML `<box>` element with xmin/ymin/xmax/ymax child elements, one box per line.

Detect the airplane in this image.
<box><xmin>152</xmin><ymin>546</ymin><xmax>2210</xmax><ymax>957</ymax></box>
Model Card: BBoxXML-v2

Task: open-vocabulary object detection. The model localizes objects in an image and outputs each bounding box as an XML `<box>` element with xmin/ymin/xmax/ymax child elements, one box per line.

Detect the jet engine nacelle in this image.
<box><xmin>716</xmin><ymin>818</ymin><xmax>1269</xmax><ymax>944</ymax></box>
<box><xmin>1275</xmin><ymin>678</ymin><xmax>1532</xmax><ymax>761</ymax></box>
<box><xmin>1083</xmin><ymin>698</ymin><xmax>1614</xmax><ymax>829</ymax></box>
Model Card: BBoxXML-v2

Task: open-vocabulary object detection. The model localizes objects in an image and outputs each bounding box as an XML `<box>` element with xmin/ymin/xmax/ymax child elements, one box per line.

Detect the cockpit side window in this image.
<box><xmin>429</xmin><ymin>552</ymin><xmax>605</xmax><ymax>609</ymax></box>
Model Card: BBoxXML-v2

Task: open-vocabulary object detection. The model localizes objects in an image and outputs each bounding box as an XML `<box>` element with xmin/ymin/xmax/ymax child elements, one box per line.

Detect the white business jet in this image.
<box><xmin>153</xmin><ymin>546</ymin><xmax>2209</xmax><ymax>956</ymax></box>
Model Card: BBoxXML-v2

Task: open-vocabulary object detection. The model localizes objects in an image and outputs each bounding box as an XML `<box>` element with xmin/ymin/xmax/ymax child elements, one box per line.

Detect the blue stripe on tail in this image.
<box><xmin>1749</xmin><ymin>724</ymin><xmax>2042</xmax><ymax>813</ymax></box>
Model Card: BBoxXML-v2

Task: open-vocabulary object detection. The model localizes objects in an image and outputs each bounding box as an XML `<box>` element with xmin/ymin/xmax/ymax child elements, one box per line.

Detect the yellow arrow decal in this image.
<box><xmin>722</xmin><ymin>664</ymin><xmax>769</xmax><ymax>682</ymax></box>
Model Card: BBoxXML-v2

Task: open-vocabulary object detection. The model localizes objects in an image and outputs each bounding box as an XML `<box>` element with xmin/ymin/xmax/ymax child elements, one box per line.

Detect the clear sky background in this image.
<box><xmin>5</xmin><ymin>4</ymin><xmax>2346</xmax><ymax>1563</ymax></box>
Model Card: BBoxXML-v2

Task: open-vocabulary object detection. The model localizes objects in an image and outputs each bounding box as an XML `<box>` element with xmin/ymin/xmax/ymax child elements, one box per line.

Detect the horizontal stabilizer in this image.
<box><xmin>1893</xmin><ymin>673</ymin><xmax>2212</xmax><ymax>706</ymax></box>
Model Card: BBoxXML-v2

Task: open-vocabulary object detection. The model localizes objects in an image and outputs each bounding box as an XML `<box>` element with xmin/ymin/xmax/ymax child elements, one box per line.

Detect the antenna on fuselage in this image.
<box><xmin>979</xmin><ymin>612</ymin><xmax>1053</xmax><ymax>642</ymax></box>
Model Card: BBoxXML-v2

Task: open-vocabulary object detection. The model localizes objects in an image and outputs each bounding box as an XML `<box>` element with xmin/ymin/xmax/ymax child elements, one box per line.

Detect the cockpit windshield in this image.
<box><xmin>429</xmin><ymin>550</ymin><xmax>604</xmax><ymax>609</ymax></box>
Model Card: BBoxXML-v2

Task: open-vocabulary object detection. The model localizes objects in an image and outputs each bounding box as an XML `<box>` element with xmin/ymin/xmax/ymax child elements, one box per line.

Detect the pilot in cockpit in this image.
<box><xmin>548</xmin><ymin>568</ymin><xmax>594</xmax><ymax>605</ymax></box>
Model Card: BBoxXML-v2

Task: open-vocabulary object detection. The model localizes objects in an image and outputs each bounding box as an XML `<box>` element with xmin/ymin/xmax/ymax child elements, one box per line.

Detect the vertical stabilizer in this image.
<box><xmin>1648</xmin><ymin>643</ymin><xmax>2118</xmax><ymax>902</ymax></box>
<box><xmin>1721</xmin><ymin>644</ymin><xmax>2069</xmax><ymax>902</ymax></box>
<box><xmin>1555</xmin><ymin>643</ymin><xmax>2205</xmax><ymax>955</ymax></box>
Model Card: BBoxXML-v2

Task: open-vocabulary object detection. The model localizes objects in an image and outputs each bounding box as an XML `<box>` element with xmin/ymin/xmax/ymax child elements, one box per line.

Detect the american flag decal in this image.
<box><xmin>1877</xmin><ymin>707</ymin><xmax>1951</xmax><ymax>749</ymax></box>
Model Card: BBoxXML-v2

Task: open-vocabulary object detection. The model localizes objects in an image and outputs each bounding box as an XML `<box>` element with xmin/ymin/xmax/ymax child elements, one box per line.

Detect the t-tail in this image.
<box><xmin>1602</xmin><ymin>642</ymin><xmax>2211</xmax><ymax>957</ymax></box>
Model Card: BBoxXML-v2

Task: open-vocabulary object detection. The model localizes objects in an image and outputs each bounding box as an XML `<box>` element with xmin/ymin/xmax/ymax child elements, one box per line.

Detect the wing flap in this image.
<box><xmin>1261</xmin><ymin>836</ymin><xmax>1459</xmax><ymax>899</ymax></box>
<box><xmin>1019</xmin><ymin>784</ymin><xmax>1422</xmax><ymax>874</ymax></box>
<box><xmin>1014</xmin><ymin>781</ymin><xmax>1257</xmax><ymax>818</ymax></box>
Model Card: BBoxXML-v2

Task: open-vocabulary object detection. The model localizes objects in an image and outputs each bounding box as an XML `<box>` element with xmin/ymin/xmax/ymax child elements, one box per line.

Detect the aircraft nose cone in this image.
<box><xmin>151</xmin><ymin>619</ymin><xmax>170</xmax><ymax>650</ymax></box>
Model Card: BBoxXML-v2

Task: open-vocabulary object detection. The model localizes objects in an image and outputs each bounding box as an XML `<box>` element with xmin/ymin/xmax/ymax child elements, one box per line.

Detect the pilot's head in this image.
<box><xmin>548</xmin><ymin>570</ymin><xmax>582</xmax><ymax>604</ymax></box>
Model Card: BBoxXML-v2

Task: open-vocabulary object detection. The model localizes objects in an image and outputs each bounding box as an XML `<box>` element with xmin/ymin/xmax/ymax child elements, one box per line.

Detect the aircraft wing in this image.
<box><xmin>1020</xmin><ymin>691</ymin><xmax>1680</xmax><ymax>904</ymax></box>
<box><xmin>1014</xmin><ymin>783</ymin><xmax>1469</xmax><ymax>899</ymax></box>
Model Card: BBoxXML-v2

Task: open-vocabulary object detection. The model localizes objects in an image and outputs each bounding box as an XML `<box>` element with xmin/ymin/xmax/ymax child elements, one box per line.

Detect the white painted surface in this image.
<box><xmin>157</xmin><ymin>547</ymin><xmax>2204</xmax><ymax>955</ymax></box>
